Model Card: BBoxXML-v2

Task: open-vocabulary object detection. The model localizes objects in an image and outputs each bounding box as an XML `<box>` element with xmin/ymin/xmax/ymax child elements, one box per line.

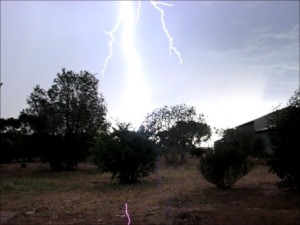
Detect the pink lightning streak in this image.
<box><xmin>125</xmin><ymin>202</ymin><xmax>131</xmax><ymax>225</ymax></box>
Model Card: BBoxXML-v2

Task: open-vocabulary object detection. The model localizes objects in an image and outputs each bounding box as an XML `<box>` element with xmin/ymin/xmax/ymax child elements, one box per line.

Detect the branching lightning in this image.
<box><xmin>150</xmin><ymin>0</ymin><xmax>183</xmax><ymax>64</ymax></box>
<box><xmin>100</xmin><ymin>0</ymin><xmax>183</xmax><ymax>128</ymax></box>
<box><xmin>101</xmin><ymin>0</ymin><xmax>182</xmax><ymax>78</ymax></box>
<box><xmin>101</xmin><ymin>7</ymin><xmax>122</xmax><ymax>78</ymax></box>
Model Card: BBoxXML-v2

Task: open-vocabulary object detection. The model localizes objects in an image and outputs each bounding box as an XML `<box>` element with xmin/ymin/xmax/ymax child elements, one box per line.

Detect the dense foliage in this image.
<box><xmin>217</xmin><ymin>128</ymin><xmax>266</xmax><ymax>157</ymax></box>
<box><xmin>18</xmin><ymin>69</ymin><xmax>108</xmax><ymax>169</ymax></box>
<box><xmin>142</xmin><ymin>104</ymin><xmax>211</xmax><ymax>165</ymax></box>
<box><xmin>199</xmin><ymin>129</ymin><xmax>253</xmax><ymax>188</ymax></box>
<box><xmin>91</xmin><ymin>124</ymin><xmax>157</xmax><ymax>183</ymax></box>
<box><xmin>267</xmin><ymin>89</ymin><xmax>300</xmax><ymax>190</ymax></box>
<box><xmin>1</xmin><ymin>118</ymin><xmax>30</xmax><ymax>163</ymax></box>
<box><xmin>23</xmin><ymin>68</ymin><xmax>108</xmax><ymax>137</ymax></box>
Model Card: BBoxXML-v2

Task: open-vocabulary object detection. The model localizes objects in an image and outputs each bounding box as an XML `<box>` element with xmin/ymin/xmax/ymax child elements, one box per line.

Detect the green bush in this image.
<box><xmin>91</xmin><ymin>125</ymin><xmax>157</xmax><ymax>184</ymax></box>
<box><xmin>199</xmin><ymin>129</ymin><xmax>253</xmax><ymax>188</ymax></box>
<box><xmin>199</xmin><ymin>148</ymin><xmax>250</xmax><ymax>189</ymax></box>
<box><xmin>268</xmin><ymin>89</ymin><xmax>300</xmax><ymax>190</ymax></box>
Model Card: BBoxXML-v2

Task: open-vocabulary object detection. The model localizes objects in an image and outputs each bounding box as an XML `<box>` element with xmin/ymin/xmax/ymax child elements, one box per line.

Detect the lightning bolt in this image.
<box><xmin>150</xmin><ymin>0</ymin><xmax>183</xmax><ymax>64</ymax></box>
<box><xmin>101</xmin><ymin>1</ymin><xmax>182</xmax><ymax>78</ymax></box>
<box><xmin>125</xmin><ymin>202</ymin><xmax>131</xmax><ymax>225</ymax></box>
<box><xmin>101</xmin><ymin>1</ymin><xmax>141</xmax><ymax>78</ymax></box>
<box><xmin>101</xmin><ymin>5</ymin><xmax>122</xmax><ymax>78</ymax></box>
<box><xmin>100</xmin><ymin>1</ymin><xmax>183</xmax><ymax>128</ymax></box>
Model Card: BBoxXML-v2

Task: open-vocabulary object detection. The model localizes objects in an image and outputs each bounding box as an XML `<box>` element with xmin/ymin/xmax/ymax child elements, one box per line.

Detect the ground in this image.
<box><xmin>1</xmin><ymin>159</ymin><xmax>300</xmax><ymax>225</ymax></box>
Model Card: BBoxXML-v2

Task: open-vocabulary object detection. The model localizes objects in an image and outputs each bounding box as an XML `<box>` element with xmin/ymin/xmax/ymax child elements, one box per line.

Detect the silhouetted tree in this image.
<box><xmin>268</xmin><ymin>89</ymin><xmax>300</xmax><ymax>190</ymax></box>
<box><xmin>22</xmin><ymin>68</ymin><xmax>108</xmax><ymax>169</ymax></box>
<box><xmin>0</xmin><ymin>118</ymin><xmax>20</xmax><ymax>163</ymax></box>
<box><xmin>142</xmin><ymin>104</ymin><xmax>211</xmax><ymax>165</ymax></box>
<box><xmin>0</xmin><ymin>117</ymin><xmax>38</xmax><ymax>163</ymax></box>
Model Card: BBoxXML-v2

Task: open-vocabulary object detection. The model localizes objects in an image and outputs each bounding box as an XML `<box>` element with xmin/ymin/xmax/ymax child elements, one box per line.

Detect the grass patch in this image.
<box><xmin>1</xmin><ymin>178</ymin><xmax>60</xmax><ymax>194</ymax></box>
<box><xmin>1</xmin><ymin>159</ymin><xmax>300</xmax><ymax>225</ymax></box>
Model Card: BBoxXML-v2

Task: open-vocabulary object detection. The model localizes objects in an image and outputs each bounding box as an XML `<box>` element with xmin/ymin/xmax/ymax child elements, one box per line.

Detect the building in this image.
<box><xmin>236</xmin><ymin>113</ymin><xmax>272</xmax><ymax>154</ymax></box>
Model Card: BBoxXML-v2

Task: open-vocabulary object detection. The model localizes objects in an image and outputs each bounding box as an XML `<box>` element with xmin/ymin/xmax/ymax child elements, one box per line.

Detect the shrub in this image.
<box><xmin>199</xmin><ymin>129</ymin><xmax>253</xmax><ymax>188</ymax></box>
<box><xmin>267</xmin><ymin>89</ymin><xmax>300</xmax><ymax>190</ymax></box>
<box><xmin>199</xmin><ymin>148</ymin><xmax>250</xmax><ymax>188</ymax></box>
<box><xmin>91</xmin><ymin>125</ymin><xmax>157</xmax><ymax>184</ymax></box>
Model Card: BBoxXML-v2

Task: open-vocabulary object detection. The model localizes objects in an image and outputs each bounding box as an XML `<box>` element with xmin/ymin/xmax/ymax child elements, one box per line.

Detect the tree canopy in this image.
<box><xmin>23</xmin><ymin>68</ymin><xmax>108</xmax><ymax>137</ymax></box>
<box><xmin>142</xmin><ymin>104</ymin><xmax>211</xmax><ymax>164</ymax></box>
<box><xmin>20</xmin><ymin>68</ymin><xmax>108</xmax><ymax>169</ymax></box>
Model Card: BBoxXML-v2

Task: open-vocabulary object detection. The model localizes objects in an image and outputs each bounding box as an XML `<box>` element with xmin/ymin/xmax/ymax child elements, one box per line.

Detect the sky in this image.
<box><xmin>1</xmin><ymin>1</ymin><xmax>299</xmax><ymax>143</ymax></box>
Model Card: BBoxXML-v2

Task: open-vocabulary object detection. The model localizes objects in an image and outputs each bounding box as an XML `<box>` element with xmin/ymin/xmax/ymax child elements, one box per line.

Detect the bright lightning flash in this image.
<box><xmin>101</xmin><ymin>1</ymin><xmax>182</xmax><ymax>128</ymax></box>
<box><xmin>120</xmin><ymin>1</ymin><xmax>151</xmax><ymax>127</ymax></box>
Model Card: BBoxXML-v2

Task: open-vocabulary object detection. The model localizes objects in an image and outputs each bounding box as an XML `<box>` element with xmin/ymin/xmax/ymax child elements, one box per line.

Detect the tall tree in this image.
<box><xmin>22</xmin><ymin>85</ymin><xmax>53</xmax><ymax>134</ymax></box>
<box><xmin>22</xmin><ymin>68</ymin><xmax>108</xmax><ymax>169</ymax></box>
<box><xmin>143</xmin><ymin>104</ymin><xmax>205</xmax><ymax>139</ymax></box>
<box><xmin>56</xmin><ymin>69</ymin><xmax>107</xmax><ymax>135</ymax></box>
<box><xmin>142</xmin><ymin>104</ymin><xmax>211</xmax><ymax>164</ymax></box>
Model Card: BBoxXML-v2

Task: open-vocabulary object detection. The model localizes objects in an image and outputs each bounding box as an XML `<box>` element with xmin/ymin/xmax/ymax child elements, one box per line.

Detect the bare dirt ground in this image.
<box><xmin>1</xmin><ymin>159</ymin><xmax>300</xmax><ymax>225</ymax></box>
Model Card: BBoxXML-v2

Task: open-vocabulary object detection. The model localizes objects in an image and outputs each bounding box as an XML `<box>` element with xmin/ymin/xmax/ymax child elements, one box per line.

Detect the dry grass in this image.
<box><xmin>1</xmin><ymin>159</ymin><xmax>300</xmax><ymax>225</ymax></box>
